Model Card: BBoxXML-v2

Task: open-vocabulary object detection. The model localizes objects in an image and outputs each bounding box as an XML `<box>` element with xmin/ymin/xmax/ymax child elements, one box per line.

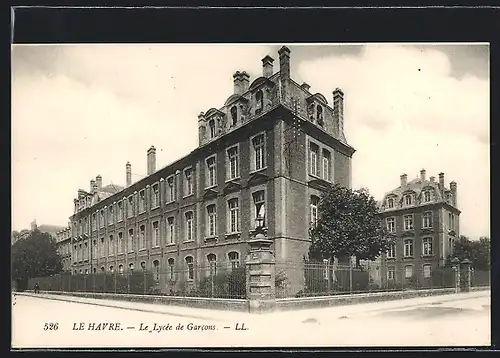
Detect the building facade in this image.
<box><xmin>68</xmin><ymin>46</ymin><xmax>355</xmax><ymax>293</ymax></box>
<box><xmin>55</xmin><ymin>226</ymin><xmax>72</xmax><ymax>272</ymax></box>
<box><xmin>378</xmin><ymin>170</ymin><xmax>460</xmax><ymax>287</ymax></box>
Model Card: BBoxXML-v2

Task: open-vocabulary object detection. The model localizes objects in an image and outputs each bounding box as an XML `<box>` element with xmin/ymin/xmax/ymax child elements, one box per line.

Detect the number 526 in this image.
<box><xmin>43</xmin><ymin>322</ymin><xmax>58</xmax><ymax>331</ymax></box>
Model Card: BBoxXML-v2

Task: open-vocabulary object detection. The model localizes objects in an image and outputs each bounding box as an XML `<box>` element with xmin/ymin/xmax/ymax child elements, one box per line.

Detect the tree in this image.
<box><xmin>11</xmin><ymin>229</ymin><xmax>63</xmax><ymax>290</ymax></box>
<box><xmin>308</xmin><ymin>184</ymin><xmax>393</xmax><ymax>266</ymax></box>
<box><xmin>447</xmin><ymin>235</ymin><xmax>490</xmax><ymax>271</ymax></box>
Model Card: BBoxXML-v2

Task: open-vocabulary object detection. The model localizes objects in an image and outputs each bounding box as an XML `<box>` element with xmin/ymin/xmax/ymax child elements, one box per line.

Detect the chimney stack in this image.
<box><xmin>90</xmin><ymin>179</ymin><xmax>96</xmax><ymax>193</ymax></box>
<box><xmin>400</xmin><ymin>173</ymin><xmax>408</xmax><ymax>187</ymax></box>
<box><xmin>126</xmin><ymin>162</ymin><xmax>132</xmax><ymax>187</ymax></box>
<box><xmin>233</xmin><ymin>71</ymin><xmax>242</xmax><ymax>95</ymax></box>
<box><xmin>430</xmin><ymin>176</ymin><xmax>435</xmax><ymax>182</ymax></box>
<box><xmin>96</xmin><ymin>175</ymin><xmax>102</xmax><ymax>189</ymax></box>
<box><xmin>147</xmin><ymin>146</ymin><xmax>156</xmax><ymax>175</ymax></box>
<box><xmin>450</xmin><ymin>181</ymin><xmax>457</xmax><ymax>207</ymax></box>
<box><xmin>278</xmin><ymin>46</ymin><xmax>291</xmax><ymax>80</ymax></box>
<box><xmin>301</xmin><ymin>82</ymin><xmax>311</xmax><ymax>92</ymax></box>
<box><xmin>333</xmin><ymin>88</ymin><xmax>345</xmax><ymax>134</ymax></box>
<box><xmin>262</xmin><ymin>55</ymin><xmax>274</xmax><ymax>78</ymax></box>
<box><xmin>240</xmin><ymin>71</ymin><xmax>250</xmax><ymax>93</ymax></box>
<box><xmin>438</xmin><ymin>172</ymin><xmax>445</xmax><ymax>192</ymax></box>
<box><xmin>420</xmin><ymin>169</ymin><xmax>426</xmax><ymax>182</ymax></box>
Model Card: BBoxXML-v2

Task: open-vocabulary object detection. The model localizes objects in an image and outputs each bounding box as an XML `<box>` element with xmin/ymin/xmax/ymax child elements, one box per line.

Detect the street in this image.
<box><xmin>12</xmin><ymin>290</ymin><xmax>490</xmax><ymax>348</ymax></box>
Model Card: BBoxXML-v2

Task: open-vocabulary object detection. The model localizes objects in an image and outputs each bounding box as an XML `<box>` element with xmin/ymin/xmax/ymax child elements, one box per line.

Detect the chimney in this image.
<box><xmin>438</xmin><ymin>172</ymin><xmax>445</xmax><ymax>193</ymax></box>
<box><xmin>420</xmin><ymin>169</ymin><xmax>426</xmax><ymax>182</ymax></box>
<box><xmin>90</xmin><ymin>179</ymin><xmax>95</xmax><ymax>193</ymax></box>
<box><xmin>450</xmin><ymin>181</ymin><xmax>457</xmax><ymax>207</ymax></box>
<box><xmin>430</xmin><ymin>176</ymin><xmax>435</xmax><ymax>182</ymax></box>
<box><xmin>278</xmin><ymin>46</ymin><xmax>291</xmax><ymax>80</ymax></box>
<box><xmin>233</xmin><ymin>71</ymin><xmax>242</xmax><ymax>95</ymax></box>
<box><xmin>240</xmin><ymin>71</ymin><xmax>250</xmax><ymax>93</ymax></box>
<box><xmin>31</xmin><ymin>220</ymin><xmax>37</xmax><ymax>231</ymax></box>
<box><xmin>147</xmin><ymin>146</ymin><xmax>156</xmax><ymax>175</ymax></box>
<box><xmin>301</xmin><ymin>82</ymin><xmax>311</xmax><ymax>92</ymax></box>
<box><xmin>333</xmin><ymin>88</ymin><xmax>345</xmax><ymax>134</ymax></box>
<box><xmin>96</xmin><ymin>175</ymin><xmax>102</xmax><ymax>189</ymax></box>
<box><xmin>126</xmin><ymin>162</ymin><xmax>132</xmax><ymax>187</ymax></box>
<box><xmin>400</xmin><ymin>173</ymin><xmax>408</xmax><ymax>187</ymax></box>
<box><xmin>262</xmin><ymin>55</ymin><xmax>274</xmax><ymax>78</ymax></box>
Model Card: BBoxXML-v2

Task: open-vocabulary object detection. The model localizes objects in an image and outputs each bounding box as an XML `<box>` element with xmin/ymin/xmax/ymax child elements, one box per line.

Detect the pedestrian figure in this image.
<box><xmin>34</xmin><ymin>282</ymin><xmax>40</xmax><ymax>294</ymax></box>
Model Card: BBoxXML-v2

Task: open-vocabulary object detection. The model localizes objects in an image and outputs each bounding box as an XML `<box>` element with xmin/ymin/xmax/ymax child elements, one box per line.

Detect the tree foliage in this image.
<box><xmin>12</xmin><ymin>229</ymin><xmax>63</xmax><ymax>288</ymax></box>
<box><xmin>447</xmin><ymin>235</ymin><xmax>490</xmax><ymax>270</ymax></box>
<box><xmin>308</xmin><ymin>184</ymin><xmax>393</xmax><ymax>264</ymax></box>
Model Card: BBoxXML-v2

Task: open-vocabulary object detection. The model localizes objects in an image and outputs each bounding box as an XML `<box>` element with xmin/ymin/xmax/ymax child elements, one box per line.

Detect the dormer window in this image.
<box><xmin>209</xmin><ymin>120</ymin><xmax>216</xmax><ymax>139</ymax></box>
<box><xmin>316</xmin><ymin>105</ymin><xmax>324</xmax><ymax>127</ymax></box>
<box><xmin>230</xmin><ymin>106</ymin><xmax>238</xmax><ymax>126</ymax></box>
<box><xmin>404</xmin><ymin>194</ymin><xmax>413</xmax><ymax>206</ymax></box>
<box><xmin>255</xmin><ymin>90</ymin><xmax>263</xmax><ymax>113</ymax></box>
<box><xmin>423</xmin><ymin>190</ymin><xmax>431</xmax><ymax>203</ymax></box>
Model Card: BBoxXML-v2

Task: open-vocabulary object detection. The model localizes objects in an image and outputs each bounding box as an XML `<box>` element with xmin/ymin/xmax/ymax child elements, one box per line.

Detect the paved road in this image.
<box><xmin>12</xmin><ymin>290</ymin><xmax>490</xmax><ymax>348</ymax></box>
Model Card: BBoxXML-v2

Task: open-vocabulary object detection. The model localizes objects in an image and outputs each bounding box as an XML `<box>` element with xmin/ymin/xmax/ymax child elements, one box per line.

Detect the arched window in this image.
<box><xmin>129</xmin><ymin>263</ymin><xmax>134</xmax><ymax>272</ymax></box>
<box><xmin>119</xmin><ymin>264</ymin><xmax>124</xmax><ymax>274</ymax></box>
<box><xmin>207</xmin><ymin>253</ymin><xmax>217</xmax><ymax>277</ymax></box>
<box><xmin>230</xmin><ymin>106</ymin><xmax>238</xmax><ymax>126</ymax></box>
<box><xmin>228</xmin><ymin>251</ymin><xmax>240</xmax><ymax>270</ymax></box>
<box><xmin>100</xmin><ymin>266</ymin><xmax>105</xmax><ymax>272</ymax></box>
<box><xmin>93</xmin><ymin>267</ymin><xmax>97</xmax><ymax>273</ymax></box>
<box><xmin>168</xmin><ymin>258</ymin><xmax>175</xmax><ymax>281</ymax></box>
<box><xmin>185</xmin><ymin>256</ymin><xmax>194</xmax><ymax>280</ymax></box>
<box><xmin>140</xmin><ymin>261</ymin><xmax>146</xmax><ymax>270</ymax></box>
<box><xmin>209</xmin><ymin>120</ymin><xmax>216</xmax><ymax>139</ymax></box>
<box><xmin>85</xmin><ymin>268</ymin><xmax>89</xmax><ymax>274</ymax></box>
<box><xmin>255</xmin><ymin>90</ymin><xmax>263</xmax><ymax>113</ymax></box>
<box><xmin>109</xmin><ymin>265</ymin><xmax>114</xmax><ymax>273</ymax></box>
<box><xmin>316</xmin><ymin>105</ymin><xmax>324</xmax><ymax>126</ymax></box>
<box><xmin>153</xmin><ymin>260</ymin><xmax>160</xmax><ymax>281</ymax></box>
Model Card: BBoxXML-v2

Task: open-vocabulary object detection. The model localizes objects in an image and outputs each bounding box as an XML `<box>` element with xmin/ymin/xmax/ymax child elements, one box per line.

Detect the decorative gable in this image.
<box><xmin>223</xmin><ymin>180</ymin><xmax>242</xmax><ymax>195</ymax></box>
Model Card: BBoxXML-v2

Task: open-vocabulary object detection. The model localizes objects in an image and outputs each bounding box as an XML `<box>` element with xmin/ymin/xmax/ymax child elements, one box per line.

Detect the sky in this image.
<box><xmin>11</xmin><ymin>43</ymin><xmax>490</xmax><ymax>238</ymax></box>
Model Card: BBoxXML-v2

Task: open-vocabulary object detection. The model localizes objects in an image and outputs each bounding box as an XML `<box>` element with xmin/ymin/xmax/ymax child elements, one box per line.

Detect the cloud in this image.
<box><xmin>11</xmin><ymin>44</ymin><xmax>490</xmax><ymax>239</ymax></box>
<box><xmin>297</xmin><ymin>44</ymin><xmax>490</xmax><ymax>238</ymax></box>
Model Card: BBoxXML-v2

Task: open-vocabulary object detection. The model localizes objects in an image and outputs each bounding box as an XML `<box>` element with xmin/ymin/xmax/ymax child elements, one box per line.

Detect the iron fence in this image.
<box><xmin>28</xmin><ymin>262</ymin><xmax>246</xmax><ymax>299</ymax></box>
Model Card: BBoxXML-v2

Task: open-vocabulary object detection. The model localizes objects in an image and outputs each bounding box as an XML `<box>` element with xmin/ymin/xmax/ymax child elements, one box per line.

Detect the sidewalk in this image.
<box><xmin>16</xmin><ymin>288</ymin><xmax>490</xmax><ymax>326</ymax></box>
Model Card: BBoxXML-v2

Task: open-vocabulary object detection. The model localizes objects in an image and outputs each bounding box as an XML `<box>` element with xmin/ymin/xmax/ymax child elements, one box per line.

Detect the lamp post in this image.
<box><xmin>450</xmin><ymin>257</ymin><xmax>460</xmax><ymax>293</ymax></box>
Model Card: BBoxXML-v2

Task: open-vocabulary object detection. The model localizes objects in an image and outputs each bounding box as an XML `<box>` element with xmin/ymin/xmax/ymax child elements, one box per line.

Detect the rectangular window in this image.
<box><xmin>100</xmin><ymin>238</ymin><xmax>105</xmax><ymax>258</ymax></box>
<box><xmin>92</xmin><ymin>213</ymin><xmax>97</xmax><ymax>230</ymax></box>
<box><xmin>117</xmin><ymin>201</ymin><xmax>123</xmax><ymax>221</ymax></box>
<box><xmin>404</xmin><ymin>239</ymin><xmax>414</xmax><ymax>257</ymax></box>
<box><xmin>168</xmin><ymin>258</ymin><xmax>175</xmax><ymax>281</ymax></box>
<box><xmin>185</xmin><ymin>212</ymin><xmax>194</xmax><ymax>241</ymax></box>
<box><xmin>152</xmin><ymin>184</ymin><xmax>159</xmax><ymax>208</ymax></box>
<box><xmin>387</xmin><ymin>243</ymin><xmax>396</xmax><ymax>259</ymax></box>
<box><xmin>128</xmin><ymin>229</ymin><xmax>134</xmax><ymax>252</ymax></box>
<box><xmin>449</xmin><ymin>237</ymin><xmax>455</xmax><ymax>255</ymax></box>
<box><xmin>422</xmin><ymin>211</ymin><xmax>433</xmax><ymax>229</ymax></box>
<box><xmin>422</xmin><ymin>237</ymin><xmax>433</xmax><ymax>256</ymax></box>
<box><xmin>167</xmin><ymin>177</ymin><xmax>175</xmax><ymax>202</ymax></box>
<box><xmin>387</xmin><ymin>266</ymin><xmax>396</xmax><ymax>280</ymax></box>
<box><xmin>184</xmin><ymin>168</ymin><xmax>193</xmax><ymax>196</ymax></box>
<box><xmin>108</xmin><ymin>206</ymin><xmax>114</xmax><ymax>225</ymax></box>
<box><xmin>405</xmin><ymin>265</ymin><xmax>413</xmax><ymax>279</ymax></box>
<box><xmin>206</xmin><ymin>156</ymin><xmax>217</xmax><ymax>188</ymax></box>
<box><xmin>403</xmin><ymin>214</ymin><xmax>414</xmax><ymax>231</ymax></box>
<box><xmin>252</xmin><ymin>134</ymin><xmax>266</xmax><ymax>171</ymax></box>
<box><xmin>118</xmin><ymin>232</ymin><xmax>123</xmax><ymax>253</ymax></box>
<box><xmin>100</xmin><ymin>210</ymin><xmax>104</xmax><ymax>228</ymax></box>
<box><xmin>448</xmin><ymin>212</ymin><xmax>455</xmax><ymax>230</ymax></box>
<box><xmin>387</xmin><ymin>198</ymin><xmax>394</xmax><ymax>208</ymax></box>
<box><xmin>152</xmin><ymin>221</ymin><xmax>160</xmax><ymax>247</ymax></box>
<box><xmin>109</xmin><ymin>235</ymin><xmax>114</xmax><ymax>256</ymax></box>
<box><xmin>227</xmin><ymin>146</ymin><xmax>239</xmax><ymax>180</ymax></box>
<box><xmin>310</xmin><ymin>143</ymin><xmax>320</xmax><ymax>176</ymax></box>
<box><xmin>207</xmin><ymin>205</ymin><xmax>217</xmax><ymax>237</ymax></box>
<box><xmin>185</xmin><ymin>257</ymin><xmax>194</xmax><ymax>280</ymax></box>
<box><xmin>253</xmin><ymin>191</ymin><xmax>266</xmax><ymax>227</ymax></box>
<box><xmin>310</xmin><ymin>196</ymin><xmax>319</xmax><ymax>227</ymax></box>
<box><xmin>404</xmin><ymin>194</ymin><xmax>413</xmax><ymax>206</ymax></box>
<box><xmin>167</xmin><ymin>217</ymin><xmax>175</xmax><ymax>244</ymax></box>
<box><xmin>139</xmin><ymin>225</ymin><xmax>146</xmax><ymax>249</ymax></box>
<box><xmin>92</xmin><ymin>240</ymin><xmax>97</xmax><ymax>259</ymax></box>
<box><xmin>386</xmin><ymin>217</ymin><xmax>395</xmax><ymax>233</ymax></box>
<box><xmin>322</xmin><ymin>149</ymin><xmax>331</xmax><ymax>181</ymax></box>
<box><xmin>127</xmin><ymin>196</ymin><xmax>134</xmax><ymax>217</ymax></box>
<box><xmin>139</xmin><ymin>190</ymin><xmax>145</xmax><ymax>212</ymax></box>
<box><xmin>423</xmin><ymin>191</ymin><xmax>431</xmax><ymax>202</ymax></box>
<box><xmin>228</xmin><ymin>251</ymin><xmax>240</xmax><ymax>270</ymax></box>
<box><xmin>228</xmin><ymin>198</ymin><xmax>239</xmax><ymax>233</ymax></box>
<box><xmin>423</xmin><ymin>264</ymin><xmax>432</xmax><ymax>279</ymax></box>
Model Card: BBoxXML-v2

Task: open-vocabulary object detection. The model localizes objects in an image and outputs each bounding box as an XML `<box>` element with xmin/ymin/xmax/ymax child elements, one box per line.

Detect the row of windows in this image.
<box><xmin>309</xmin><ymin>143</ymin><xmax>332</xmax><ymax>181</ymax></box>
<box><xmin>73</xmin><ymin>134</ymin><xmax>267</xmax><ymax>236</ymax></box>
<box><xmin>73</xmin><ymin>252</ymin><xmax>241</xmax><ymax>282</ymax></box>
<box><xmin>386</xmin><ymin>190</ymin><xmax>435</xmax><ymax>209</ymax></box>
<box><xmin>386</xmin><ymin>236</ymin><xmax>455</xmax><ymax>259</ymax></box>
<box><xmin>387</xmin><ymin>264</ymin><xmax>433</xmax><ymax>280</ymax></box>
<box><xmin>385</xmin><ymin>212</ymin><xmax>434</xmax><ymax>232</ymax></box>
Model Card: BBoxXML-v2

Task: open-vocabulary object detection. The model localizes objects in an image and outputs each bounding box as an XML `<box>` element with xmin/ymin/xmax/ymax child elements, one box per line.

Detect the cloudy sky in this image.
<box><xmin>11</xmin><ymin>43</ymin><xmax>490</xmax><ymax>238</ymax></box>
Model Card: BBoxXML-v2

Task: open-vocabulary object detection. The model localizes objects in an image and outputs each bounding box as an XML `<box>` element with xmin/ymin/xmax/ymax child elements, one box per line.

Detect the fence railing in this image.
<box><xmin>274</xmin><ymin>261</ymin><xmax>491</xmax><ymax>298</ymax></box>
<box><xmin>28</xmin><ymin>263</ymin><xmax>246</xmax><ymax>299</ymax></box>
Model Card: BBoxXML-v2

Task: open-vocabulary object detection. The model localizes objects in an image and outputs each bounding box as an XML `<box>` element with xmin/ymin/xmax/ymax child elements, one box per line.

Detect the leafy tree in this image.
<box><xmin>447</xmin><ymin>235</ymin><xmax>490</xmax><ymax>271</ymax></box>
<box><xmin>308</xmin><ymin>184</ymin><xmax>393</xmax><ymax>266</ymax></box>
<box><xmin>12</xmin><ymin>229</ymin><xmax>63</xmax><ymax>290</ymax></box>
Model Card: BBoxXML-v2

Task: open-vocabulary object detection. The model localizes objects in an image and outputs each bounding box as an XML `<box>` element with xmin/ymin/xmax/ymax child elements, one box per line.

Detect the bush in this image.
<box><xmin>193</xmin><ymin>267</ymin><xmax>246</xmax><ymax>299</ymax></box>
<box><xmin>431</xmin><ymin>267</ymin><xmax>456</xmax><ymax>288</ymax></box>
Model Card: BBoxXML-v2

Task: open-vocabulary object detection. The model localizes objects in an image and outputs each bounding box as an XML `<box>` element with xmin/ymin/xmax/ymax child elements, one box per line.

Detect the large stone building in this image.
<box><xmin>378</xmin><ymin>170</ymin><xmax>460</xmax><ymax>286</ymax></box>
<box><xmin>55</xmin><ymin>226</ymin><xmax>72</xmax><ymax>271</ymax></box>
<box><xmin>68</xmin><ymin>46</ymin><xmax>355</xmax><ymax>293</ymax></box>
